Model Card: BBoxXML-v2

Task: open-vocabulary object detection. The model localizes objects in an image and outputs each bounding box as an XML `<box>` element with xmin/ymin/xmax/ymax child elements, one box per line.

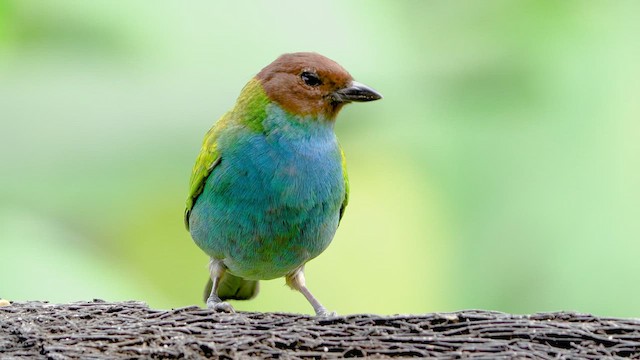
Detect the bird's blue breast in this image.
<box><xmin>189</xmin><ymin>105</ymin><xmax>345</xmax><ymax>280</ymax></box>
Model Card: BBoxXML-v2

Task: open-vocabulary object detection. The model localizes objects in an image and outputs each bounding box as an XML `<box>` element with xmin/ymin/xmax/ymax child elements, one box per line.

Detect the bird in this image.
<box><xmin>184</xmin><ymin>52</ymin><xmax>382</xmax><ymax>316</ymax></box>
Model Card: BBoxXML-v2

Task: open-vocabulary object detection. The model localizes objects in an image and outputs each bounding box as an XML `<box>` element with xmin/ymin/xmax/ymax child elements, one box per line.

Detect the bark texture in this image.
<box><xmin>1</xmin><ymin>300</ymin><xmax>639</xmax><ymax>359</ymax></box>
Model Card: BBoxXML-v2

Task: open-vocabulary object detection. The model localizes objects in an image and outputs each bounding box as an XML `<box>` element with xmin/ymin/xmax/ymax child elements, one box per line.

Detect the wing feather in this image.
<box><xmin>338</xmin><ymin>145</ymin><xmax>349</xmax><ymax>222</ymax></box>
<box><xmin>184</xmin><ymin>113</ymin><xmax>230</xmax><ymax>230</ymax></box>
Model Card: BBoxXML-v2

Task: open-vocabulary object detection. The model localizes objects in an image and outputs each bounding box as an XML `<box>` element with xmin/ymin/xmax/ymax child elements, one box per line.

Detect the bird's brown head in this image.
<box><xmin>256</xmin><ymin>52</ymin><xmax>382</xmax><ymax>120</ymax></box>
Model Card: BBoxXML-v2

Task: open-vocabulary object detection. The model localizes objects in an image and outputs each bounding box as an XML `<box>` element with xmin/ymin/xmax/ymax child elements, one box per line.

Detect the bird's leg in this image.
<box><xmin>206</xmin><ymin>258</ymin><xmax>235</xmax><ymax>313</ymax></box>
<box><xmin>286</xmin><ymin>267</ymin><xmax>336</xmax><ymax>317</ymax></box>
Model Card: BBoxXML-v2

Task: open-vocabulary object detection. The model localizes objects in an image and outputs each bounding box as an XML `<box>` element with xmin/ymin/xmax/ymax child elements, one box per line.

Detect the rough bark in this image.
<box><xmin>1</xmin><ymin>300</ymin><xmax>639</xmax><ymax>359</ymax></box>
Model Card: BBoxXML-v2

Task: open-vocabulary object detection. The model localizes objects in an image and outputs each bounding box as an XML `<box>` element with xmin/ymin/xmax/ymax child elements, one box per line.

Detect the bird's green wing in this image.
<box><xmin>184</xmin><ymin>78</ymin><xmax>270</xmax><ymax>230</ymax></box>
<box><xmin>339</xmin><ymin>145</ymin><xmax>350</xmax><ymax>222</ymax></box>
<box><xmin>184</xmin><ymin>113</ymin><xmax>229</xmax><ymax>230</ymax></box>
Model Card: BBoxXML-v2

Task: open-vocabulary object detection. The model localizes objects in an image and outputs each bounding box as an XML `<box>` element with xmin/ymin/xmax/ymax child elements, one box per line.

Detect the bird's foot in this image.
<box><xmin>206</xmin><ymin>300</ymin><xmax>235</xmax><ymax>313</ymax></box>
<box><xmin>315</xmin><ymin>307</ymin><xmax>337</xmax><ymax>317</ymax></box>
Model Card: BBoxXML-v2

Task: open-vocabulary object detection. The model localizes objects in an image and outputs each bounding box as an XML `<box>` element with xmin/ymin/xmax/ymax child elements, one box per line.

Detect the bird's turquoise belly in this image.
<box><xmin>189</xmin><ymin>133</ymin><xmax>344</xmax><ymax>280</ymax></box>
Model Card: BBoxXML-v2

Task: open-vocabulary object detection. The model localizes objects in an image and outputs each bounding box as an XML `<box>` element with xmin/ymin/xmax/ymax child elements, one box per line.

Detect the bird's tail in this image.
<box><xmin>203</xmin><ymin>273</ymin><xmax>259</xmax><ymax>302</ymax></box>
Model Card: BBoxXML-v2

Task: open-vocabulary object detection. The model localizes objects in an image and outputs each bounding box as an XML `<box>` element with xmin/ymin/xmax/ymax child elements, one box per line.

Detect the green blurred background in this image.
<box><xmin>1</xmin><ymin>1</ymin><xmax>639</xmax><ymax>317</ymax></box>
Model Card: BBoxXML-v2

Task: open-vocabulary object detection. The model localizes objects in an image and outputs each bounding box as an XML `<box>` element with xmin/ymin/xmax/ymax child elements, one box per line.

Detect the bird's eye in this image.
<box><xmin>301</xmin><ymin>71</ymin><xmax>322</xmax><ymax>87</ymax></box>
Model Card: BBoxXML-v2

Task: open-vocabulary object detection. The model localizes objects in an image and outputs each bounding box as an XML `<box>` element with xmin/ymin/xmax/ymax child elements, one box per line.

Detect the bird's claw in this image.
<box><xmin>315</xmin><ymin>308</ymin><xmax>337</xmax><ymax>317</ymax></box>
<box><xmin>207</xmin><ymin>301</ymin><xmax>235</xmax><ymax>313</ymax></box>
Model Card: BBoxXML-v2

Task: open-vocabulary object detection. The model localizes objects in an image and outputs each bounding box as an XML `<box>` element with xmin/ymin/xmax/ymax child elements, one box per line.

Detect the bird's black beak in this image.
<box><xmin>332</xmin><ymin>81</ymin><xmax>383</xmax><ymax>103</ymax></box>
